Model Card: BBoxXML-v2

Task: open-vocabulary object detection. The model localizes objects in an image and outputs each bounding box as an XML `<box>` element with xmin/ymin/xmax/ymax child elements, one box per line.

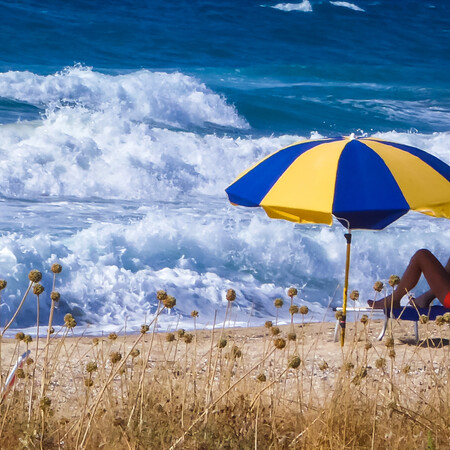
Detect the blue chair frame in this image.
<box><xmin>379</xmin><ymin>306</ymin><xmax>449</xmax><ymax>342</ymax></box>
<box><xmin>333</xmin><ymin>306</ymin><xmax>449</xmax><ymax>343</ymax></box>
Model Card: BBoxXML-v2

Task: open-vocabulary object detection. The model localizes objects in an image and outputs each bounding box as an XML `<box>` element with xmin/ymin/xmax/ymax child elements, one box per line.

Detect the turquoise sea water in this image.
<box><xmin>0</xmin><ymin>0</ymin><xmax>449</xmax><ymax>333</ymax></box>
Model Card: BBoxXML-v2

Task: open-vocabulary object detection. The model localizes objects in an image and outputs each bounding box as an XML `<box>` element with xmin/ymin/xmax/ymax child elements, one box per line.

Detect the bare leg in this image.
<box><xmin>367</xmin><ymin>249</ymin><xmax>450</xmax><ymax>309</ymax></box>
<box><xmin>411</xmin><ymin>289</ymin><xmax>436</xmax><ymax>308</ymax></box>
<box><xmin>412</xmin><ymin>255</ymin><xmax>450</xmax><ymax>307</ymax></box>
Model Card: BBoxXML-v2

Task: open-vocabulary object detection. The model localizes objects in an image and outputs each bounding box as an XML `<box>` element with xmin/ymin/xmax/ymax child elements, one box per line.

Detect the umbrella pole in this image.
<box><xmin>340</xmin><ymin>231</ymin><xmax>352</xmax><ymax>346</ymax></box>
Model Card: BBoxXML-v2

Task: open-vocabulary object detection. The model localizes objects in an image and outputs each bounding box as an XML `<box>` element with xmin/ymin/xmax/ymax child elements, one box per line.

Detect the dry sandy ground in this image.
<box><xmin>1</xmin><ymin>317</ymin><xmax>448</xmax><ymax>407</ymax></box>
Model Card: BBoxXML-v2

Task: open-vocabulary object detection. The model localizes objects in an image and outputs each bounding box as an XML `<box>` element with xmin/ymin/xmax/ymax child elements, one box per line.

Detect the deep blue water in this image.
<box><xmin>0</xmin><ymin>0</ymin><xmax>448</xmax><ymax>332</ymax></box>
<box><xmin>1</xmin><ymin>0</ymin><xmax>450</xmax><ymax>135</ymax></box>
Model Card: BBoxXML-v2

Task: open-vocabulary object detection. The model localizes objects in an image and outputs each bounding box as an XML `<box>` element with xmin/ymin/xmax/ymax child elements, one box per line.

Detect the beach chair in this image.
<box><xmin>378</xmin><ymin>305</ymin><xmax>449</xmax><ymax>342</ymax></box>
<box><xmin>334</xmin><ymin>305</ymin><xmax>449</xmax><ymax>343</ymax></box>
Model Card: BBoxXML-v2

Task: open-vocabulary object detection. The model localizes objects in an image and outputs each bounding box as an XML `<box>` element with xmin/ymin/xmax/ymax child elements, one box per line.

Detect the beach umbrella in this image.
<box><xmin>225</xmin><ymin>136</ymin><xmax>450</xmax><ymax>345</ymax></box>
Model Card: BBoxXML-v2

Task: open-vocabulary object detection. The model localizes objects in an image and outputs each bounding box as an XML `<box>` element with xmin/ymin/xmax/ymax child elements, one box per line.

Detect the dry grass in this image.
<box><xmin>0</xmin><ymin>277</ymin><xmax>449</xmax><ymax>449</ymax></box>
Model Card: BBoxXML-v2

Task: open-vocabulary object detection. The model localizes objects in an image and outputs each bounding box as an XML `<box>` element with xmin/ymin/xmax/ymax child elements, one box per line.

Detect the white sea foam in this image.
<box><xmin>0</xmin><ymin>66</ymin><xmax>248</xmax><ymax>129</ymax></box>
<box><xmin>0</xmin><ymin>66</ymin><xmax>448</xmax><ymax>335</ymax></box>
<box><xmin>330</xmin><ymin>1</ymin><xmax>365</xmax><ymax>12</ymax></box>
<box><xmin>1</xmin><ymin>193</ymin><xmax>448</xmax><ymax>335</ymax></box>
<box><xmin>269</xmin><ymin>1</ymin><xmax>313</xmax><ymax>12</ymax></box>
<box><xmin>0</xmin><ymin>114</ymin><xmax>293</xmax><ymax>200</ymax></box>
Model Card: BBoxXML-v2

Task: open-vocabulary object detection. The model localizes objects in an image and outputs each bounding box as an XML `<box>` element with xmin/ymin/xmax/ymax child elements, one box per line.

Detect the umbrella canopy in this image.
<box><xmin>225</xmin><ymin>136</ymin><xmax>450</xmax><ymax>345</ymax></box>
<box><xmin>226</xmin><ymin>136</ymin><xmax>450</xmax><ymax>230</ymax></box>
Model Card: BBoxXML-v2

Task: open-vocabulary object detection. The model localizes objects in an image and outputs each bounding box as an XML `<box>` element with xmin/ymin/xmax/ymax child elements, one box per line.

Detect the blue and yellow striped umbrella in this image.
<box><xmin>225</xmin><ymin>136</ymin><xmax>450</xmax><ymax>344</ymax></box>
<box><xmin>226</xmin><ymin>136</ymin><xmax>450</xmax><ymax>229</ymax></box>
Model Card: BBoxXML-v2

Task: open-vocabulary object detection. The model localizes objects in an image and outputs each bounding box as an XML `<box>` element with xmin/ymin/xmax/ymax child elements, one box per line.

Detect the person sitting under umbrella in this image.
<box><xmin>367</xmin><ymin>249</ymin><xmax>450</xmax><ymax>310</ymax></box>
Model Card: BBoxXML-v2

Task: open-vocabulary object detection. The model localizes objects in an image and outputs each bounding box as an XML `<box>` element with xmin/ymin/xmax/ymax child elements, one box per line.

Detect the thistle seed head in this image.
<box><xmin>288</xmin><ymin>332</ymin><xmax>297</xmax><ymax>341</ymax></box>
<box><xmin>232</xmin><ymin>345</ymin><xmax>242</xmax><ymax>358</ymax></box>
<box><xmin>288</xmin><ymin>355</ymin><xmax>301</xmax><ymax>369</ymax></box>
<box><xmin>270</xmin><ymin>326</ymin><xmax>280</xmax><ymax>336</ymax></box>
<box><xmin>26</xmin><ymin>357</ymin><xmax>34</xmax><ymax>365</ymax></box>
<box><xmin>28</xmin><ymin>270</ymin><xmax>42</xmax><ymax>283</ymax></box>
<box><xmin>16</xmin><ymin>368</ymin><xmax>25</xmax><ymax>379</ymax></box>
<box><xmin>256</xmin><ymin>373</ymin><xmax>267</xmax><ymax>382</ymax></box>
<box><xmin>130</xmin><ymin>349</ymin><xmax>140</xmax><ymax>358</ymax></box>
<box><xmin>289</xmin><ymin>305</ymin><xmax>299</xmax><ymax>315</ymax></box>
<box><xmin>335</xmin><ymin>310</ymin><xmax>344</xmax><ymax>320</ymax></box>
<box><xmin>39</xmin><ymin>396</ymin><xmax>51</xmax><ymax>410</ymax></box>
<box><xmin>140</xmin><ymin>324</ymin><xmax>150</xmax><ymax>334</ymax></box>
<box><xmin>226</xmin><ymin>289</ymin><xmax>236</xmax><ymax>302</ymax></box>
<box><xmin>288</xmin><ymin>287</ymin><xmax>297</xmax><ymax>298</ymax></box>
<box><xmin>264</xmin><ymin>320</ymin><xmax>273</xmax><ymax>329</ymax></box>
<box><xmin>108</xmin><ymin>332</ymin><xmax>118</xmax><ymax>341</ymax></box>
<box><xmin>360</xmin><ymin>314</ymin><xmax>368</xmax><ymax>325</ymax></box>
<box><xmin>156</xmin><ymin>290</ymin><xmax>167</xmax><ymax>301</ymax></box>
<box><xmin>0</xmin><ymin>280</ymin><xmax>7</xmax><ymax>290</ymax></box>
<box><xmin>364</xmin><ymin>342</ymin><xmax>372</xmax><ymax>350</ymax></box>
<box><xmin>435</xmin><ymin>315</ymin><xmax>445</xmax><ymax>326</ymax></box>
<box><xmin>349</xmin><ymin>290</ymin><xmax>359</xmax><ymax>301</ymax></box>
<box><xmin>388</xmin><ymin>275</ymin><xmax>400</xmax><ymax>287</ymax></box>
<box><xmin>274</xmin><ymin>298</ymin><xmax>284</xmax><ymax>308</ymax></box>
<box><xmin>274</xmin><ymin>338</ymin><xmax>286</xmax><ymax>349</ymax></box>
<box><xmin>86</xmin><ymin>362</ymin><xmax>98</xmax><ymax>373</ymax></box>
<box><xmin>419</xmin><ymin>314</ymin><xmax>429</xmax><ymax>324</ymax></box>
<box><xmin>51</xmin><ymin>263</ymin><xmax>62</xmax><ymax>274</ymax></box>
<box><xmin>92</xmin><ymin>338</ymin><xmax>99</xmax><ymax>346</ymax></box>
<box><xmin>64</xmin><ymin>313</ymin><xmax>73</xmax><ymax>323</ymax></box>
<box><xmin>23</xmin><ymin>335</ymin><xmax>32</xmax><ymax>344</ymax></box>
<box><xmin>385</xmin><ymin>337</ymin><xmax>395</xmax><ymax>348</ymax></box>
<box><xmin>110</xmin><ymin>352</ymin><xmax>122</xmax><ymax>364</ymax></box>
<box><xmin>190</xmin><ymin>310</ymin><xmax>199</xmax><ymax>318</ymax></box>
<box><xmin>177</xmin><ymin>329</ymin><xmax>185</xmax><ymax>338</ymax></box>
<box><xmin>319</xmin><ymin>361</ymin><xmax>328</xmax><ymax>371</ymax></box>
<box><xmin>50</xmin><ymin>291</ymin><xmax>60</xmax><ymax>302</ymax></box>
<box><xmin>84</xmin><ymin>378</ymin><xmax>94</xmax><ymax>387</ymax></box>
<box><xmin>373</xmin><ymin>281</ymin><xmax>384</xmax><ymax>292</ymax></box>
<box><xmin>166</xmin><ymin>333</ymin><xmax>175</xmax><ymax>342</ymax></box>
<box><xmin>64</xmin><ymin>313</ymin><xmax>77</xmax><ymax>329</ymax></box>
<box><xmin>343</xmin><ymin>361</ymin><xmax>354</xmax><ymax>372</ymax></box>
<box><xmin>375</xmin><ymin>357</ymin><xmax>386</xmax><ymax>369</ymax></box>
<box><xmin>184</xmin><ymin>333</ymin><xmax>194</xmax><ymax>344</ymax></box>
<box><xmin>15</xmin><ymin>332</ymin><xmax>25</xmax><ymax>341</ymax></box>
<box><xmin>299</xmin><ymin>305</ymin><xmax>309</xmax><ymax>315</ymax></box>
<box><xmin>443</xmin><ymin>312</ymin><xmax>450</xmax><ymax>323</ymax></box>
<box><xmin>163</xmin><ymin>295</ymin><xmax>176</xmax><ymax>309</ymax></box>
<box><xmin>33</xmin><ymin>283</ymin><xmax>44</xmax><ymax>296</ymax></box>
<box><xmin>389</xmin><ymin>349</ymin><xmax>396</xmax><ymax>359</ymax></box>
<box><xmin>218</xmin><ymin>338</ymin><xmax>227</xmax><ymax>348</ymax></box>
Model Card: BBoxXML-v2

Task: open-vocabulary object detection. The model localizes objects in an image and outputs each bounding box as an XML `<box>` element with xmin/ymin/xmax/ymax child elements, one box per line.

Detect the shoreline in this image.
<box><xmin>0</xmin><ymin>304</ymin><xmax>389</xmax><ymax>339</ymax></box>
<box><xmin>2</xmin><ymin>317</ymin><xmax>447</xmax><ymax>369</ymax></box>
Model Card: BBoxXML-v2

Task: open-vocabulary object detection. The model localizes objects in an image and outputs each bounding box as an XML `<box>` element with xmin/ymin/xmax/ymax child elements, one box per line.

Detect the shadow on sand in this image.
<box><xmin>400</xmin><ymin>337</ymin><xmax>449</xmax><ymax>348</ymax></box>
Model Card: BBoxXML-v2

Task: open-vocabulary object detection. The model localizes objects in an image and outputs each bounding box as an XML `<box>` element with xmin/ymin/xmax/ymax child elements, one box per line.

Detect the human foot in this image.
<box><xmin>367</xmin><ymin>297</ymin><xmax>400</xmax><ymax>310</ymax></box>
<box><xmin>367</xmin><ymin>299</ymin><xmax>387</xmax><ymax>309</ymax></box>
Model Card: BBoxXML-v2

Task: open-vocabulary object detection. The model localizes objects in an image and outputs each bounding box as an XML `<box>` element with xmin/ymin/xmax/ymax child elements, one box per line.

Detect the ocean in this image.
<box><xmin>0</xmin><ymin>0</ymin><xmax>449</xmax><ymax>335</ymax></box>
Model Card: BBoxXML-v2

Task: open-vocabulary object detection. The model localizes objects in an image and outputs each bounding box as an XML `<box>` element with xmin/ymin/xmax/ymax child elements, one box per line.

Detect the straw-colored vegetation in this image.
<box><xmin>0</xmin><ymin>267</ymin><xmax>449</xmax><ymax>449</ymax></box>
